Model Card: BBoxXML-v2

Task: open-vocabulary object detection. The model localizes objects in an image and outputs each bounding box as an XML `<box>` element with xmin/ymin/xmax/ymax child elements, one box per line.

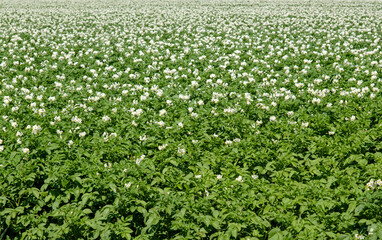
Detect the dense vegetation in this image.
<box><xmin>1</xmin><ymin>0</ymin><xmax>382</xmax><ymax>239</ymax></box>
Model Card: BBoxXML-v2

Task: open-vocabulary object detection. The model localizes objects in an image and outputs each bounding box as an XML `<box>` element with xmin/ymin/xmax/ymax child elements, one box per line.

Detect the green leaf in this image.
<box><xmin>355</xmin><ymin>204</ymin><xmax>365</xmax><ymax>216</ymax></box>
<box><xmin>325</xmin><ymin>232</ymin><xmax>336</xmax><ymax>238</ymax></box>
<box><xmin>146</xmin><ymin>214</ymin><xmax>159</xmax><ymax>227</ymax></box>
<box><xmin>82</xmin><ymin>208</ymin><xmax>92</xmax><ymax>214</ymax></box>
<box><xmin>212</xmin><ymin>209</ymin><xmax>219</xmax><ymax>218</ymax></box>
<box><xmin>211</xmin><ymin>221</ymin><xmax>220</xmax><ymax>230</ymax></box>
<box><xmin>337</xmin><ymin>234</ymin><xmax>352</xmax><ymax>240</ymax></box>
<box><xmin>169</xmin><ymin>160</ymin><xmax>178</xmax><ymax>166</ymax></box>
<box><xmin>269</xmin><ymin>232</ymin><xmax>284</xmax><ymax>240</ymax></box>
<box><xmin>269</xmin><ymin>228</ymin><xmax>284</xmax><ymax>240</ymax></box>
<box><xmin>347</xmin><ymin>201</ymin><xmax>357</xmax><ymax>213</ymax></box>
<box><xmin>30</xmin><ymin>188</ymin><xmax>40</xmax><ymax>199</ymax></box>
<box><xmin>204</xmin><ymin>216</ymin><xmax>210</xmax><ymax>227</ymax></box>
<box><xmin>231</xmin><ymin>228</ymin><xmax>238</xmax><ymax>238</ymax></box>
<box><xmin>179</xmin><ymin>208</ymin><xmax>186</xmax><ymax>218</ymax></box>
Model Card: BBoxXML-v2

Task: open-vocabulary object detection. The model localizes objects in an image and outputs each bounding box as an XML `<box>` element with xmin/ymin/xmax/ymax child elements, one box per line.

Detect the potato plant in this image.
<box><xmin>1</xmin><ymin>0</ymin><xmax>382</xmax><ymax>239</ymax></box>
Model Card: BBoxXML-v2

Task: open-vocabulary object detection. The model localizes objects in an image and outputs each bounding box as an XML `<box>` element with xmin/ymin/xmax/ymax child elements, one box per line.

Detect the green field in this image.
<box><xmin>1</xmin><ymin>0</ymin><xmax>382</xmax><ymax>239</ymax></box>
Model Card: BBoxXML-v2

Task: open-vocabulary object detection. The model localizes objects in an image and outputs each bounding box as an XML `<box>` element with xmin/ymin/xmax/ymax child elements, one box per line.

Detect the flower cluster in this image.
<box><xmin>366</xmin><ymin>178</ymin><xmax>382</xmax><ymax>190</ymax></box>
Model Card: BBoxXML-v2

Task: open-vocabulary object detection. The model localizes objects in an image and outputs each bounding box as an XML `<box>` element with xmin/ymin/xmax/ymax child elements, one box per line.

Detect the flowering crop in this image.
<box><xmin>1</xmin><ymin>0</ymin><xmax>382</xmax><ymax>239</ymax></box>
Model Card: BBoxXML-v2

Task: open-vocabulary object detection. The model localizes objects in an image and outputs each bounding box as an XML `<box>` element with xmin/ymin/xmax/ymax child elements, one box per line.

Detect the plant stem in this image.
<box><xmin>0</xmin><ymin>225</ymin><xmax>9</xmax><ymax>240</ymax></box>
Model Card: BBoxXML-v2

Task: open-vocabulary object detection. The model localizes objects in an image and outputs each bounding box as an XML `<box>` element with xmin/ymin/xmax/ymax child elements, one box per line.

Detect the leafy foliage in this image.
<box><xmin>0</xmin><ymin>0</ymin><xmax>382</xmax><ymax>239</ymax></box>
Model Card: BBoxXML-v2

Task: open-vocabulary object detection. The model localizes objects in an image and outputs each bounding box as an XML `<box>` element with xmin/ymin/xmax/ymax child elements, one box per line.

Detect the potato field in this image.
<box><xmin>1</xmin><ymin>0</ymin><xmax>382</xmax><ymax>239</ymax></box>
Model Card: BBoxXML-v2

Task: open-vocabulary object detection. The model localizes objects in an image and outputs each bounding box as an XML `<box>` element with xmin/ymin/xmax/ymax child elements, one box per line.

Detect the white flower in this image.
<box><xmin>79</xmin><ymin>132</ymin><xmax>86</xmax><ymax>137</ymax></box>
<box><xmin>0</xmin><ymin>145</ymin><xmax>4</xmax><ymax>152</ymax></box>
<box><xmin>191</xmin><ymin>81</ymin><xmax>199</xmax><ymax>88</ymax></box>
<box><xmin>136</xmin><ymin>155</ymin><xmax>145</xmax><ymax>165</ymax></box>
<box><xmin>139</xmin><ymin>135</ymin><xmax>147</xmax><ymax>142</ymax></box>
<box><xmin>178</xmin><ymin>122</ymin><xmax>183</xmax><ymax>128</ymax></box>
<box><xmin>125</xmin><ymin>182</ymin><xmax>132</xmax><ymax>188</ymax></box>
<box><xmin>312</xmin><ymin>98</ymin><xmax>321</xmax><ymax>104</ymax></box>
<box><xmin>211</xmin><ymin>98</ymin><xmax>219</xmax><ymax>103</ymax></box>
<box><xmin>156</xmin><ymin>121</ymin><xmax>165</xmax><ymax>128</ymax></box>
<box><xmin>235</xmin><ymin>176</ymin><xmax>243</xmax><ymax>182</ymax></box>
<box><xmin>366</xmin><ymin>179</ymin><xmax>375</xmax><ymax>190</ymax></box>
<box><xmin>3</xmin><ymin>96</ymin><xmax>12</xmax><ymax>106</ymax></box>
<box><xmin>376</xmin><ymin>179</ymin><xmax>382</xmax><ymax>186</ymax></box>
<box><xmin>191</xmin><ymin>112</ymin><xmax>198</xmax><ymax>118</ymax></box>
<box><xmin>10</xmin><ymin>120</ymin><xmax>18</xmax><ymax>128</ymax></box>
<box><xmin>131</xmin><ymin>108</ymin><xmax>143</xmax><ymax>117</ymax></box>
<box><xmin>102</xmin><ymin>115</ymin><xmax>111</xmax><ymax>122</ymax></box>
<box><xmin>178</xmin><ymin>147</ymin><xmax>186</xmax><ymax>155</ymax></box>
<box><xmin>158</xmin><ymin>144</ymin><xmax>168</xmax><ymax>150</ymax></box>
<box><xmin>71</xmin><ymin>116</ymin><xmax>82</xmax><ymax>124</ymax></box>
<box><xmin>68</xmin><ymin>140</ymin><xmax>74</xmax><ymax>148</ymax></box>
<box><xmin>195</xmin><ymin>175</ymin><xmax>202</xmax><ymax>179</ymax></box>
<box><xmin>38</xmin><ymin>108</ymin><xmax>46</xmax><ymax>116</ymax></box>
<box><xmin>355</xmin><ymin>234</ymin><xmax>365</xmax><ymax>240</ymax></box>
<box><xmin>22</xmin><ymin>148</ymin><xmax>30</xmax><ymax>154</ymax></box>
<box><xmin>217</xmin><ymin>175</ymin><xmax>222</xmax><ymax>180</ymax></box>
<box><xmin>159</xmin><ymin>109</ymin><xmax>167</xmax><ymax>116</ymax></box>
<box><xmin>179</xmin><ymin>94</ymin><xmax>190</xmax><ymax>101</ymax></box>
<box><xmin>224</xmin><ymin>107</ymin><xmax>237</xmax><ymax>115</ymax></box>
<box><xmin>32</xmin><ymin>125</ymin><xmax>41</xmax><ymax>134</ymax></box>
<box><xmin>252</xmin><ymin>175</ymin><xmax>258</xmax><ymax>180</ymax></box>
<box><xmin>269</xmin><ymin>116</ymin><xmax>276</xmax><ymax>122</ymax></box>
